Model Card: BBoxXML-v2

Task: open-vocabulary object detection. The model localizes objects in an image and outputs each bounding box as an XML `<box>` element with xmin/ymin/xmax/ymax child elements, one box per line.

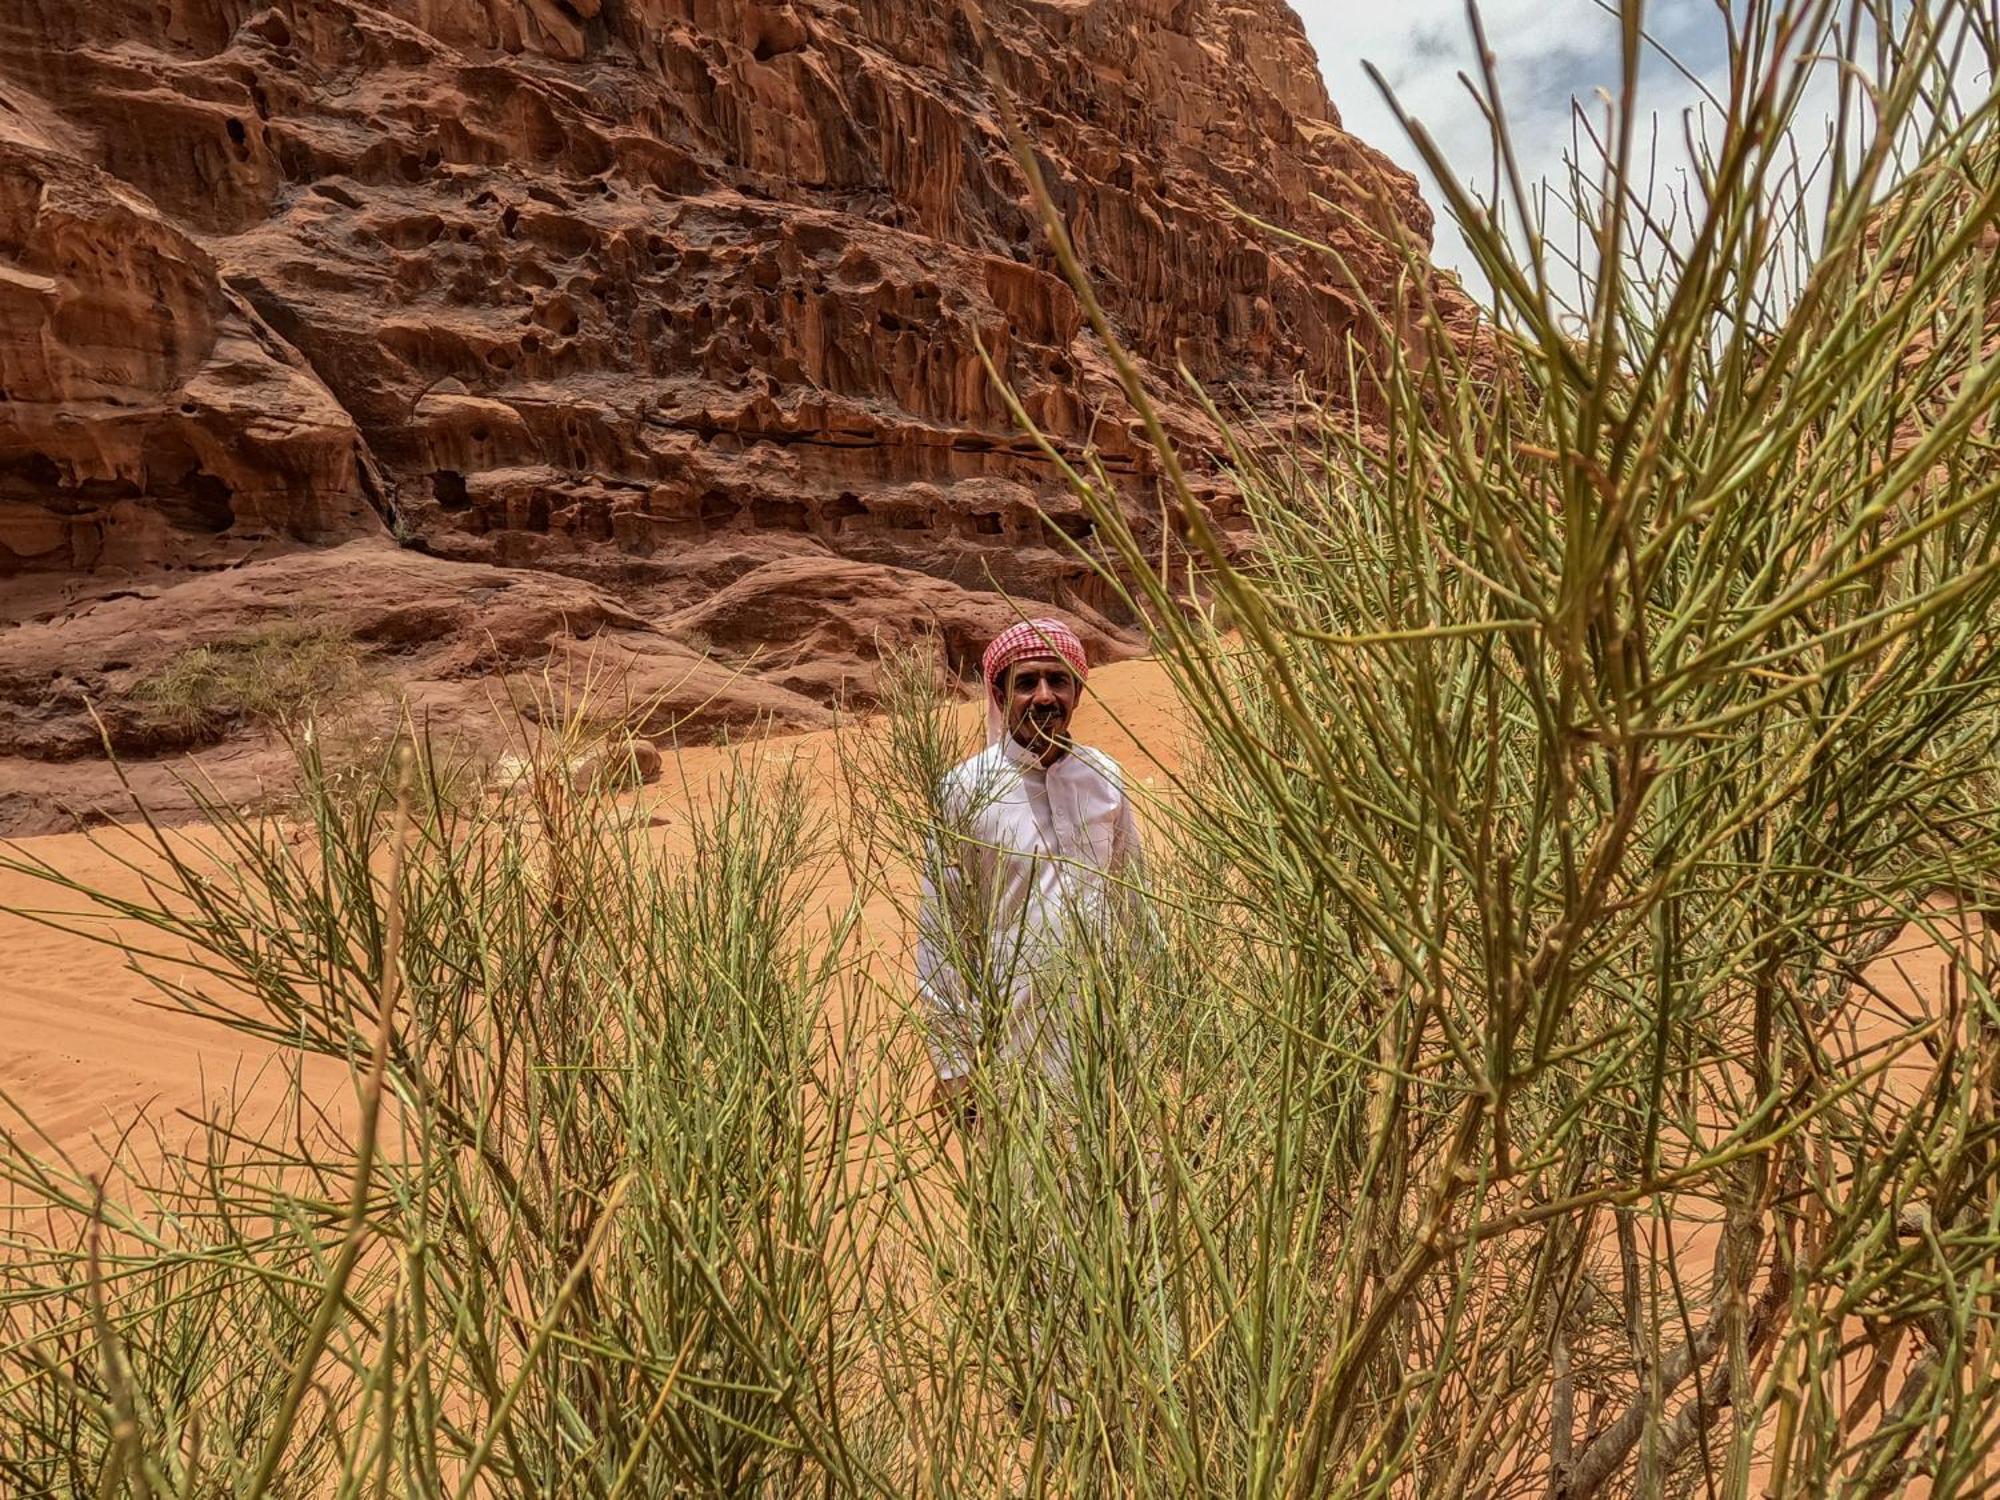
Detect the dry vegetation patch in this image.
<box><xmin>133</xmin><ymin>620</ymin><xmax>374</xmax><ymax>743</ymax></box>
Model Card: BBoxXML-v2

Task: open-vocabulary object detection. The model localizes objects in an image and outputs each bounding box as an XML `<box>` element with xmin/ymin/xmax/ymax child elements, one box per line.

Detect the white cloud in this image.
<box><xmin>1287</xmin><ymin>1</ymin><xmax>1724</xmax><ymax>302</ymax></box>
<box><xmin>1286</xmin><ymin>3</ymin><xmax>1995</xmax><ymax>311</ymax></box>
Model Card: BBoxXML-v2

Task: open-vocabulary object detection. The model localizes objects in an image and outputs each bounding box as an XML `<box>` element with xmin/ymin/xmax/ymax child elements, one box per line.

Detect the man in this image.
<box><xmin>915</xmin><ymin>618</ymin><xmax>1150</xmax><ymax>1118</ymax></box>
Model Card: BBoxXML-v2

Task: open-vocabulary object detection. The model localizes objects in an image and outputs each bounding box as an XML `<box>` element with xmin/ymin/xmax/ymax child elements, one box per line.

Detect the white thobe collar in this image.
<box><xmin>997</xmin><ymin>733</ymin><xmax>1072</xmax><ymax>774</ymax></box>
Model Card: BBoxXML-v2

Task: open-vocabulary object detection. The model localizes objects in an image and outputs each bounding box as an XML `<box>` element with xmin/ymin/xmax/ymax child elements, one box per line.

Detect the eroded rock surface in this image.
<box><xmin>0</xmin><ymin>0</ymin><xmax>1468</xmax><ymax>828</ymax></box>
<box><xmin>0</xmin><ymin>112</ymin><xmax>384</xmax><ymax>582</ymax></box>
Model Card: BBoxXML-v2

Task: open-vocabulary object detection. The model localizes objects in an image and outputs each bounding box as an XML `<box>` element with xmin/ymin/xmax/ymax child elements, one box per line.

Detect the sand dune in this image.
<box><xmin>0</xmin><ymin>650</ymin><xmax>1970</xmax><ymax>1175</ymax></box>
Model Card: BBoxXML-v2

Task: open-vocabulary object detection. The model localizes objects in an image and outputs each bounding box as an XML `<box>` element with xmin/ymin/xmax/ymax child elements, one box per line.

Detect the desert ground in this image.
<box><xmin>0</xmin><ymin>659</ymin><xmax>1185</xmax><ymax>1172</ymax></box>
<box><xmin>0</xmin><ymin>649</ymin><xmax>1971</xmax><ymax>1198</ymax></box>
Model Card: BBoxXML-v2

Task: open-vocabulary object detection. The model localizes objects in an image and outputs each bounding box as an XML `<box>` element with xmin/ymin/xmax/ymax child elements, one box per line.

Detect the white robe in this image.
<box><xmin>915</xmin><ymin>734</ymin><xmax>1148</xmax><ymax>1084</ymax></box>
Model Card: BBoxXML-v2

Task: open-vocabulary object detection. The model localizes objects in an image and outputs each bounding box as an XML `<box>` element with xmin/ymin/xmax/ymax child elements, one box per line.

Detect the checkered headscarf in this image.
<box><xmin>981</xmin><ymin>618</ymin><xmax>1088</xmax><ymax>744</ymax></box>
<box><xmin>982</xmin><ymin>618</ymin><xmax>1089</xmax><ymax>699</ymax></box>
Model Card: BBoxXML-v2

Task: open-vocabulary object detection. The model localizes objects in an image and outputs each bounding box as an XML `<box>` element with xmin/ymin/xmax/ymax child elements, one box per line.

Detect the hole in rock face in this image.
<box><xmin>13</xmin><ymin>452</ymin><xmax>60</xmax><ymax>487</ymax></box>
<box><xmin>226</xmin><ymin>117</ymin><xmax>247</xmax><ymax>149</ymax></box>
<box><xmin>190</xmin><ymin>470</ymin><xmax>233</xmax><ymax>519</ymax></box>
<box><xmin>838</xmin><ymin>248</ymin><xmax>881</xmax><ymax>283</ymax></box>
<box><xmin>749</xmin><ymin>14</ymin><xmax>807</xmax><ymax>62</ymax></box>
<box><xmin>521</xmin><ymin>332</ymin><xmax>542</xmax><ymax>354</ymax></box>
<box><xmin>311</xmin><ymin>180</ymin><xmax>363</xmax><ymax>209</ymax></box>
<box><xmin>973</xmin><ymin>511</ymin><xmax>1003</xmax><ymax>535</ymax></box>
<box><xmin>161</xmin><ymin>468</ymin><xmax>235</xmax><ymax>533</ymax></box>
<box><xmin>525</xmin><ymin>493</ymin><xmax>551</xmax><ymax>532</ymax></box>
<box><xmin>501</xmin><ymin>205</ymin><xmax>519</xmax><ymax>236</ymax></box>
<box><xmin>432</xmin><ymin>469</ymin><xmax>471</xmax><ymax>511</ymax></box>
<box><xmin>1052</xmin><ymin>514</ymin><xmax>1094</xmax><ymax>541</ymax></box>
<box><xmin>245</xmin><ymin>10</ymin><xmax>292</xmax><ymax>47</ymax></box>
<box><xmin>752</xmin><ymin>497</ymin><xmax>808</xmax><ymax>529</ymax></box>
<box><xmin>698</xmin><ymin>491</ymin><xmax>740</xmax><ymax>527</ymax></box>
<box><xmin>469</xmin><ymin>425</ymin><xmax>490</xmax><ymax>444</ymax></box>
<box><xmin>827</xmin><ymin>491</ymin><xmax>866</xmax><ymax>530</ymax></box>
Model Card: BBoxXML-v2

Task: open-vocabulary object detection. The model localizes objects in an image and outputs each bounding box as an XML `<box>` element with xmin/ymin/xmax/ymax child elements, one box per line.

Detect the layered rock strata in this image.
<box><xmin>0</xmin><ymin>0</ymin><xmax>1468</xmax><ymax>827</ymax></box>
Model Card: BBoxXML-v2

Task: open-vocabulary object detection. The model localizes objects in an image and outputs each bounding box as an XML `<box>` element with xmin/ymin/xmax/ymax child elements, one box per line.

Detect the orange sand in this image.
<box><xmin>0</xmin><ymin>658</ymin><xmax>1187</xmax><ymax>1169</ymax></box>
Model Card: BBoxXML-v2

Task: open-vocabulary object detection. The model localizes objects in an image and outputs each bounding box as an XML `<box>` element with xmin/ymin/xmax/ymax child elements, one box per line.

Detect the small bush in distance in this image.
<box><xmin>135</xmin><ymin>619</ymin><xmax>371</xmax><ymax>739</ymax></box>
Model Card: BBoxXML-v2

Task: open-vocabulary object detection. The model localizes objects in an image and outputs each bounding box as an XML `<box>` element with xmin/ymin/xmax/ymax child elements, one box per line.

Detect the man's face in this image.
<box><xmin>1002</xmin><ymin>655</ymin><xmax>1080</xmax><ymax>759</ymax></box>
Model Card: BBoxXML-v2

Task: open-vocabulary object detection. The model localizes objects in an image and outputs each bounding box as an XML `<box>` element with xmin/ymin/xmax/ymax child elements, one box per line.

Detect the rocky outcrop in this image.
<box><xmin>0</xmin><ymin>535</ymin><xmax>1138</xmax><ymax>830</ymax></box>
<box><xmin>0</xmin><ymin>113</ymin><xmax>384</xmax><ymax>580</ymax></box>
<box><xmin>0</xmin><ymin>0</ymin><xmax>1468</xmax><ymax>827</ymax></box>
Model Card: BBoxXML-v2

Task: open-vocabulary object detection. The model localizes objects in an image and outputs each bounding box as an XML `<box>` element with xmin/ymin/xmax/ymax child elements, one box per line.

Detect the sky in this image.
<box><xmin>1286</xmin><ymin>1</ymin><xmax>1734</xmax><ymax>302</ymax></box>
<box><xmin>1289</xmin><ymin>4</ymin><xmax>1996</xmax><ymax>310</ymax></box>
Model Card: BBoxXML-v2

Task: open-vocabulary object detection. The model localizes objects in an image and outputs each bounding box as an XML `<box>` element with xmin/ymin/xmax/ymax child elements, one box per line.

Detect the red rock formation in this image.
<box><xmin>0</xmin><ymin>115</ymin><xmax>383</xmax><ymax>578</ymax></box>
<box><xmin>0</xmin><ymin>0</ymin><xmax>1469</xmax><ymax>827</ymax></box>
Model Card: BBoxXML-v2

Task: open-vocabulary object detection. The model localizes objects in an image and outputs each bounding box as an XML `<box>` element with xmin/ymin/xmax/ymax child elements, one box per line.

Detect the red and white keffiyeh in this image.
<box><xmin>980</xmin><ymin>617</ymin><xmax>1089</xmax><ymax>744</ymax></box>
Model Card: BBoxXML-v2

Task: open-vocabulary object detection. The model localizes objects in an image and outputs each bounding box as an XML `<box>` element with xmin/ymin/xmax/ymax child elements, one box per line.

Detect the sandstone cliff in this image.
<box><xmin>0</xmin><ymin>0</ymin><xmax>1466</xmax><ymax>828</ymax></box>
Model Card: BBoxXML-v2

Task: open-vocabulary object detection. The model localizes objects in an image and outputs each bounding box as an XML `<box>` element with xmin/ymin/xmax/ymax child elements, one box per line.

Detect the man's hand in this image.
<box><xmin>932</xmin><ymin>1073</ymin><xmax>976</xmax><ymax>1126</ymax></box>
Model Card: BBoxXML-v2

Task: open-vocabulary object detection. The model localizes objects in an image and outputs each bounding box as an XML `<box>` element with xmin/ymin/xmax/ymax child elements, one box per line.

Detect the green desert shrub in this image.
<box><xmin>1</xmin><ymin>726</ymin><xmax>877</xmax><ymax>1497</ymax></box>
<box><xmin>969</xmin><ymin>0</ymin><xmax>2000</xmax><ymax>1492</ymax></box>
